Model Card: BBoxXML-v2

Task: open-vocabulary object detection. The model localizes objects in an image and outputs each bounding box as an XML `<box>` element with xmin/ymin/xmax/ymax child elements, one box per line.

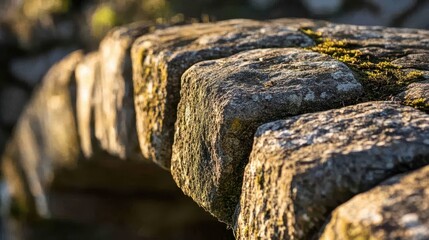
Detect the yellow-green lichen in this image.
<box><xmin>404</xmin><ymin>97</ymin><xmax>429</xmax><ymax>110</ymax></box>
<box><xmin>91</xmin><ymin>5</ymin><xmax>118</xmax><ymax>38</ymax></box>
<box><xmin>300</xmin><ymin>28</ymin><xmax>425</xmax><ymax>101</ymax></box>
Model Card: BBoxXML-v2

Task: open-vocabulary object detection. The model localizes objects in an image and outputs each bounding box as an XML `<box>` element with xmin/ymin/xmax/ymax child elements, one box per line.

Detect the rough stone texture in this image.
<box><xmin>398</xmin><ymin>80</ymin><xmax>429</xmax><ymax>111</ymax></box>
<box><xmin>75</xmin><ymin>52</ymin><xmax>99</xmax><ymax>158</ymax></box>
<box><xmin>314</xmin><ymin>24</ymin><xmax>429</xmax><ymax>49</ymax></box>
<box><xmin>234</xmin><ymin>102</ymin><xmax>429</xmax><ymax>240</ymax></box>
<box><xmin>310</xmin><ymin>24</ymin><xmax>429</xmax><ymax>75</ymax></box>
<box><xmin>2</xmin><ymin>51</ymin><xmax>83</xmax><ymax>218</ymax></box>
<box><xmin>95</xmin><ymin>22</ymin><xmax>156</xmax><ymax>161</ymax></box>
<box><xmin>132</xmin><ymin>18</ymin><xmax>321</xmax><ymax>169</ymax></box>
<box><xmin>171</xmin><ymin>48</ymin><xmax>363</xmax><ymax>224</ymax></box>
<box><xmin>391</xmin><ymin>52</ymin><xmax>429</xmax><ymax>70</ymax></box>
<box><xmin>3</xmin><ymin>18</ymin><xmax>429</xmax><ymax>238</ymax></box>
<box><xmin>319</xmin><ymin>165</ymin><xmax>429</xmax><ymax>240</ymax></box>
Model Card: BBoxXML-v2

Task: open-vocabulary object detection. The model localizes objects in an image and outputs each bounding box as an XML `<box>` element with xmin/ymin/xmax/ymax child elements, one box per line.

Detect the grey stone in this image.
<box><xmin>0</xmin><ymin>86</ymin><xmax>29</xmax><ymax>125</ymax></box>
<box><xmin>391</xmin><ymin>52</ymin><xmax>429</xmax><ymax>70</ymax></box>
<box><xmin>10</xmin><ymin>47</ymin><xmax>77</xmax><ymax>86</ymax></box>
<box><xmin>75</xmin><ymin>52</ymin><xmax>99</xmax><ymax>158</ymax></box>
<box><xmin>314</xmin><ymin>23</ymin><xmax>429</xmax><ymax>49</ymax></box>
<box><xmin>398</xmin><ymin>80</ymin><xmax>429</xmax><ymax>111</ymax></box>
<box><xmin>132</xmin><ymin>18</ymin><xmax>318</xmax><ymax>169</ymax></box>
<box><xmin>234</xmin><ymin>101</ymin><xmax>429</xmax><ymax>240</ymax></box>
<box><xmin>171</xmin><ymin>48</ymin><xmax>362</xmax><ymax>224</ymax></box>
<box><xmin>2</xmin><ymin>51</ymin><xmax>83</xmax><ymax>218</ymax></box>
<box><xmin>95</xmin><ymin>22</ymin><xmax>155</xmax><ymax>161</ymax></box>
<box><xmin>319</xmin><ymin>165</ymin><xmax>429</xmax><ymax>240</ymax></box>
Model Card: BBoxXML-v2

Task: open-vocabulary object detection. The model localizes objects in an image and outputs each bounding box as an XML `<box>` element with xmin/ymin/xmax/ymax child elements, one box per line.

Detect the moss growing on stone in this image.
<box><xmin>404</xmin><ymin>97</ymin><xmax>429</xmax><ymax>111</ymax></box>
<box><xmin>300</xmin><ymin>28</ymin><xmax>425</xmax><ymax>101</ymax></box>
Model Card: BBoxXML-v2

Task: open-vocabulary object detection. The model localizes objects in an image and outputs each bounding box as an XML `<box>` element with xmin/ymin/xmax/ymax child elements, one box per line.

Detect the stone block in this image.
<box><xmin>171</xmin><ymin>48</ymin><xmax>362</xmax><ymax>224</ymax></box>
<box><xmin>132</xmin><ymin>19</ymin><xmax>318</xmax><ymax>168</ymax></box>
<box><xmin>234</xmin><ymin>102</ymin><xmax>429</xmax><ymax>239</ymax></box>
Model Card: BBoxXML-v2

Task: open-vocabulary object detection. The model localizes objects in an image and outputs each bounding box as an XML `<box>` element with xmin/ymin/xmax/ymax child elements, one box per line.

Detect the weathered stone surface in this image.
<box><xmin>319</xmin><ymin>165</ymin><xmax>429</xmax><ymax>240</ymax></box>
<box><xmin>75</xmin><ymin>52</ymin><xmax>99</xmax><ymax>158</ymax></box>
<box><xmin>391</xmin><ymin>52</ymin><xmax>429</xmax><ymax>70</ymax></box>
<box><xmin>314</xmin><ymin>24</ymin><xmax>429</xmax><ymax>49</ymax></box>
<box><xmin>398</xmin><ymin>80</ymin><xmax>429</xmax><ymax>111</ymax></box>
<box><xmin>302</xmin><ymin>23</ymin><xmax>429</xmax><ymax>103</ymax></box>
<box><xmin>2</xmin><ymin>51</ymin><xmax>83</xmax><ymax>218</ymax></box>
<box><xmin>95</xmin><ymin>22</ymin><xmax>155</xmax><ymax>161</ymax></box>
<box><xmin>132</xmin><ymin>19</ymin><xmax>319</xmax><ymax>169</ymax></box>
<box><xmin>171</xmin><ymin>48</ymin><xmax>363</xmax><ymax>224</ymax></box>
<box><xmin>234</xmin><ymin>102</ymin><xmax>429</xmax><ymax>239</ymax></box>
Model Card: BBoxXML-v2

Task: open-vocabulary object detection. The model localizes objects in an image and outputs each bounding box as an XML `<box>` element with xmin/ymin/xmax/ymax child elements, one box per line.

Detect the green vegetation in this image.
<box><xmin>91</xmin><ymin>4</ymin><xmax>119</xmax><ymax>38</ymax></box>
<box><xmin>301</xmin><ymin>28</ymin><xmax>425</xmax><ymax>101</ymax></box>
<box><xmin>404</xmin><ymin>97</ymin><xmax>429</xmax><ymax>111</ymax></box>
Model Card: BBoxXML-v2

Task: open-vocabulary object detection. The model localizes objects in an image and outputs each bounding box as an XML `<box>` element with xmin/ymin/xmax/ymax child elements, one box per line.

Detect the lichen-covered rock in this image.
<box><xmin>319</xmin><ymin>165</ymin><xmax>429</xmax><ymax>240</ymax></box>
<box><xmin>302</xmin><ymin>24</ymin><xmax>429</xmax><ymax>103</ymax></box>
<box><xmin>171</xmin><ymin>48</ymin><xmax>363</xmax><ymax>224</ymax></box>
<box><xmin>95</xmin><ymin>22</ymin><xmax>156</xmax><ymax>161</ymax></box>
<box><xmin>234</xmin><ymin>102</ymin><xmax>429</xmax><ymax>239</ymax></box>
<box><xmin>2</xmin><ymin>51</ymin><xmax>83</xmax><ymax>218</ymax></box>
<box><xmin>391</xmin><ymin>52</ymin><xmax>429</xmax><ymax>70</ymax></box>
<box><xmin>314</xmin><ymin>24</ymin><xmax>429</xmax><ymax>49</ymax></box>
<box><xmin>132</xmin><ymin>19</ymin><xmax>319</xmax><ymax>169</ymax></box>
<box><xmin>398</xmin><ymin>80</ymin><xmax>429</xmax><ymax>111</ymax></box>
<box><xmin>76</xmin><ymin>52</ymin><xmax>99</xmax><ymax>158</ymax></box>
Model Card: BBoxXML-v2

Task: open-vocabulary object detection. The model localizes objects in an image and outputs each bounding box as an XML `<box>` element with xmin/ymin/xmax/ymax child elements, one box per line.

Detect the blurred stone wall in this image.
<box><xmin>1</xmin><ymin>0</ymin><xmax>429</xmax><ymax>160</ymax></box>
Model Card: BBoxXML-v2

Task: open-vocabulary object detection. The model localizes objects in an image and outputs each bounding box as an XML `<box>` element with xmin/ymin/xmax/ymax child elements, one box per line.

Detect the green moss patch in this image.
<box><xmin>404</xmin><ymin>97</ymin><xmax>429</xmax><ymax>111</ymax></box>
<box><xmin>300</xmin><ymin>28</ymin><xmax>425</xmax><ymax>101</ymax></box>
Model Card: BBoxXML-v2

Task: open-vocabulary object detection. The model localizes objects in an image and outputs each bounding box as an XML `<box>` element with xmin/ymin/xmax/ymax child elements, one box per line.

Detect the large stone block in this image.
<box><xmin>314</xmin><ymin>24</ymin><xmax>429</xmax><ymax>49</ymax></box>
<box><xmin>2</xmin><ymin>51</ymin><xmax>84</xmax><ymax>218</ymax></box>
<box><xmin>75</xmin><ymin>52</ymin><xmax>99</xmax><ymax>158</ymax></box>
<box><xmin>131</xmin><ymin>19</ymin><xmax>321</xmax><ymax>169</ymax></box>
<box><xmin>398</xmin><ymin>80</ymin><xmax>429</xmax><ymax>112</ymax></box>
<box><xmin>319</xmin><ymin>165</ymin><xmax>429</xmax><ymax>240</ymax></box>
<box><xmin>234</xmin><ymin>102</ymin><xmax>429</xmax><ymax>239</ymax></box>
<box><xmin>171</xmin><ymin>48</ymin><xmax>363</xmax><ymax>224</ymax></box>
<box><xmin>95</xmin><ymin>22</ymin><xmax>156</xmax><ymax>160</ymax></box>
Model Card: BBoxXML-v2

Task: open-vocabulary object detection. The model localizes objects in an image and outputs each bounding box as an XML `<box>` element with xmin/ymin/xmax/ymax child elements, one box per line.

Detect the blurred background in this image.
<box><xmin>0</xmin><ymin>0</ymin><xmax>428</xmax><ymax>239</ymax></box>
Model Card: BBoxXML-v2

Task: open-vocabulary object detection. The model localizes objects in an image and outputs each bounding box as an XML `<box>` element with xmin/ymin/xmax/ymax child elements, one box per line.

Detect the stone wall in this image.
<box><xmin>2</xmin><ymin>18</ymin><xmax>429</xmax><ymax>239</ymax></box>
<box><xmin>2</xmin><ymin>0</ymin><xmax>429</xmax><ymax>159</ymax></box>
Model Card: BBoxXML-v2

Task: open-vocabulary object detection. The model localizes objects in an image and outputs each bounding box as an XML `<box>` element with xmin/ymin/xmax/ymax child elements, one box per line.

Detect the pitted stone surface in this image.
<box><xmin>398</xmin><ymin>80</ymin><xmax>429</xmax><ymax>111</ymax></box>
<box><xmin>76</xmin><ymin>52</ymin><xmax>99</xmax><ymax>158</ymax></box>
<box><xmin>171</xmin><ymin>48</ymin><xmax>362</xmax><ymax>224</ymax></box>
<box><xmin>391</xmin><ymin>52</ymin><xmax>429</xmax><ymax>70</ymax></box>
<box><xmin>314</xmin><ymin>24</ymin><xmax>429</xmax><ymax>49</ymax></box>
<box><xmin>2</xmin><ymin>51</ymin><xmax>83</xmax><ymax>218</ymax></box>
<box><xmin>234</xmin><ymin>101</ymin><xmax>429</xmax><ymax>240</ymax></box>
<box><xmin>131</xmin><ymin>19</ymin><xmax>317</xmax><ymax>169</ymax></box>
<box><xmin>309</xmin><ymin>24</ymin><xmax>429</xmax><ymax>69</ymax></box>
<box><xmin>95</xmin><ymin>23</ymin><xmax>156</xmax><ymax>161</ymax></box>
<box><xmin>319</xmin><ymin>165</ymin><xmax>429</xmax><ymax>240</ymax></box>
